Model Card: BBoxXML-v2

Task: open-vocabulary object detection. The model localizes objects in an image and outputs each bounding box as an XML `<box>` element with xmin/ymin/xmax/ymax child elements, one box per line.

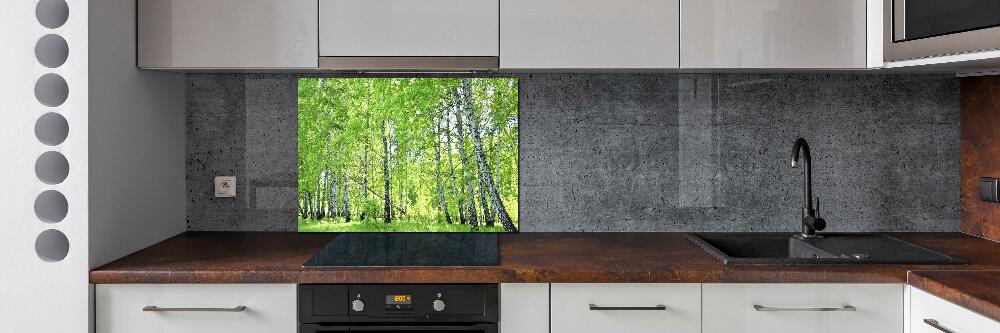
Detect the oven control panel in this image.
<box><xmin>385</xmin><ymin>294</ymin><xmax>414</xmax><ymax>311</ymax></box>
<box><xmin>299</xmin><ymin>284</ymin><xmax>498</xmax><ymax>324</ymax></box>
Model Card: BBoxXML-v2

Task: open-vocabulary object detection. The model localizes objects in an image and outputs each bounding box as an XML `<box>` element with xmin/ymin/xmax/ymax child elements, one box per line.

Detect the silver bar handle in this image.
<box><xmin>143</xmin><ymin>306</ymin><xmax>247</xmax><ymax>312</ymax></box>
<box><xmin>923</xmin><ymin>319</ymin><xmax>956</xmax><ymax>333</ymax></box>
<box><xmin>753</xmin><ymin>304</ymin><xmax>856</xmax><ymax>312</ymax></box>
<box><xmin>589</xmin><ymin>304</ymin><xmax>667</xmax><ymax>311</ymax></box>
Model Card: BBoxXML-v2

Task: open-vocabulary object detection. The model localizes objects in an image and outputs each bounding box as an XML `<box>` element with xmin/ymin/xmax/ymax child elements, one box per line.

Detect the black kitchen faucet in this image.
<box><xmin>791</xmin><ymin>138</ymin><xmax>826</xmax><ymax>238</ymax></box>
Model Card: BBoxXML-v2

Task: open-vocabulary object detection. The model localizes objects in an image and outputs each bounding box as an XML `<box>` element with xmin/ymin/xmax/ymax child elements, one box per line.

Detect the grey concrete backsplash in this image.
<box><xmin>186</xmin><ymin>73</ymin><xmax>960</xmax><ymax>232</ymax></box>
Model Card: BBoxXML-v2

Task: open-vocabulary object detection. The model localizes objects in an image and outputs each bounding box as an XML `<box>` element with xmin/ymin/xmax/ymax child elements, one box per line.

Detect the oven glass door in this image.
<box><xmin>301</xmin><ymin>324</ymin><xmax>498</xmax><ymax>333</ymax></box>
<box><xmin>898</xmin><ymin>0</ymin><xmax>1000</xmax><ymax>41</ymax></box>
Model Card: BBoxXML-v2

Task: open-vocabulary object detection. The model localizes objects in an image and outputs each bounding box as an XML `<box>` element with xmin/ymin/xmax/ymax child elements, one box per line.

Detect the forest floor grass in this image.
<box><xmin>298</xmin><ymin>217</ymin><xmax>511</xmax><ymax>232</ymax></box>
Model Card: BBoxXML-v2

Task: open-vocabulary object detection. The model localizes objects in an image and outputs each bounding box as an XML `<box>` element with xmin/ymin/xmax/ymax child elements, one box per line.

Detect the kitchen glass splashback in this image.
<box><xmin>297</xmin><ymin>78</ymin><xmax>519</xmax><ymax>232</ymax></box>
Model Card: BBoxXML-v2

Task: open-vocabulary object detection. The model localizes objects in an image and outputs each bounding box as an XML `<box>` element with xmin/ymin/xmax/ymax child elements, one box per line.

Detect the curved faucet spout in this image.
<box><xmin>791</xmin><ymin>138</ymin><xmax>824</xmax><ymax>237</ymax></box>
<box><xmin>791</xmin><ymin>138</ymin><xmax>810</xmax><ymax>168</ymax></box>
<box><xmin>791</xmin><ymin>138</ymin><xmax>813</xmax><ymax>207</ymax></box>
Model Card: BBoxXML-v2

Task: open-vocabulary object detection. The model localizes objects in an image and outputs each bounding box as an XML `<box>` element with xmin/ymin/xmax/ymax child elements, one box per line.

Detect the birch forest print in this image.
<box><xmin>297</xmin><ymin>78</ymin><xmax>519</xmax><ymax>232</ymax></box>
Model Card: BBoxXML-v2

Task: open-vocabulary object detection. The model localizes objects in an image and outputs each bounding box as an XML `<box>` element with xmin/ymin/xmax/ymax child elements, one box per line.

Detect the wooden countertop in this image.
<box><xmin>908</xmin><ymin>270</ymin><xmax>1000</xmax><ymax>323</ymax></box>
<box><xmin>89</xmin><ymin>232</ymin><xmax>1000</xmax><ymax>321</ymax></box>
<box><xmin>91</xmin><ymin>232</ymin><xmax>1000</xmax><ymax>284</ymax></box>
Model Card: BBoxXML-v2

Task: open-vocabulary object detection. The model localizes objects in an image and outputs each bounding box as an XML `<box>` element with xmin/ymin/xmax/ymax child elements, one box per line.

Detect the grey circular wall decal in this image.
<box><xmin>35</xmin><ymin>151</ymin><xmax>69</xmax><ymax>185</ymax></box>
<box><xmin>34</xmin><ymin>190</ymin><xmax>68</xmax><ymax>223</ymax></box>
<box><xmin>35</xmin><ymin>34</ymin><xmax>69</xmax><ymax>68</ymax></box>
<box><xmin>34</xmin><ymin>73</ymin><xmax>69</xmax><ymax>107</ymax></box>
<box><xmin>35</xmin><ymin>229</ymin><xmax>70</xmax><ymax>262</ymax></box>
<box><xmin>36</xmin><ymin>0</ymin><xmax>70</xmax><ymax>29</ymax></box>
<box><xmin>35</xmin><ymin>112</ymin><xmax>69</xmax><ymax>146</ymax></box>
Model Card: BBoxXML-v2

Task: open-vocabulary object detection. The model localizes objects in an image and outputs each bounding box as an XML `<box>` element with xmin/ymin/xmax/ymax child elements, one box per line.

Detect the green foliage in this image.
<box><xmin>297</xmin><ymin>78</ymin><xmax>519</xmax><ymax>232</ymax></box>
<box><xmin>298</xmin><ymin>218</ymin><xmax>508</xmax><ymax>233</ymax></box>
<box><xmin>360</xmin><ymin>198</ymin><xmax>381</xmax><ymax>220</ymax></box>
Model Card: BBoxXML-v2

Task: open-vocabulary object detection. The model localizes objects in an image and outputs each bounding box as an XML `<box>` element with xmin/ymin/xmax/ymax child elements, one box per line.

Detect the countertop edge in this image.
<box><xmin>907</xmin><ymin>270</ymin><xmax>1000</xmax><ymax>323</ymax></box>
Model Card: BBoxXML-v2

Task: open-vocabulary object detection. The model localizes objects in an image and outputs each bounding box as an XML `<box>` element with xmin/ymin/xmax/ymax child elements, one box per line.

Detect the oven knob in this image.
<box><xmin>351</xmin><ymin>299</ymin><xmax>365</xmax><ymax>312</ymax></box>
<box><xmin>432</xmin><ymin>299</ymin><xmax>446</xmax><ymax>312</ymax></box>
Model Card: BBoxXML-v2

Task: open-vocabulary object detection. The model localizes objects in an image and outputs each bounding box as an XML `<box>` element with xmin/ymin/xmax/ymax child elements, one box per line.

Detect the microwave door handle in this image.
<box><xmin>893</xmin><ymin>0</ymin><xmax>906</xmax><ymax>41</ymax></box>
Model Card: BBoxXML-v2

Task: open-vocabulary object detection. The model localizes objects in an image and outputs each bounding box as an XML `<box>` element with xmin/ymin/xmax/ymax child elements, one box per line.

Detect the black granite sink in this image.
<box><xmin>687</xmin><ymin>233</ymin><xmax>966</xmax><ymax>265</ymax></box>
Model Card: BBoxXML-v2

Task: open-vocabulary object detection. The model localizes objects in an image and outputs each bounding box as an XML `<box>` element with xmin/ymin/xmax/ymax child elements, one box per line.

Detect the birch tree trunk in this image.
<box><xmin>434</xmin><ymin>116</ymin><xmax>452</xmax><ymax>224</ymax></box>
<box><xmin>357</xmin><ymin>148</ymin><xmax>366</xmax><ymax>221</ymax></box>
<box><xmin>381</xmin><ymin>119</ymin><xmax>392</xmax><ymax>224</ymax></box>
<box><xmin>342</xmin><ymin>172</ymin><xmax>351</xmax><ymax>222</ymax></box>
<box><xmin>462</xmin><ymin>79</ymin><xmax>516</xmax><ymax>232</ymax></box>
<box><xmin>455</xmin><ymin>88</ymin><xmax>477</xmax><ymax>229</ymax></box>
<box><xmin>445</xmin><ymin>103</ymin><xmax>464</xmax><ymax>224</ymax></box>
<box><xmin>478</xmin><ymin>177</ymin><xmax>493</xmax><ymax>227</ymax></box>
<box><xmin>396</xmin><ymin>165</ymin><xmax>405</xmax><ymax>218</ymax></box>
<box><xmin>298</xmin><ymin>196</ymin><xmax>305</xmax><ymax>219</ymax></box>
<box><xmin>315</xmin><ymin>175</ymin><xmax>324</xmax><ymax>220</ymax></box>
<box><xmin>480</xmin><ymin>125</ymin><xmax>497</xmax><ymax>227</ymax></box>
<box><xmin>327</xmin><ymin>175</ymin><xmax>340</xmax><ymax>218</ymax></box>
<box><xmin>362</xmin><ymin>109</ymin><xmax>370</xmax><ymax>201</ymax></box>
<box><xmin>301</xmin><ymin>192</ymin><xmax>312</xmax><ymax>220</ymax></box>
<box><xmin>305</xmin><ymin>192</ymin><xmax>311</xmax><ymax>220</ymax></box>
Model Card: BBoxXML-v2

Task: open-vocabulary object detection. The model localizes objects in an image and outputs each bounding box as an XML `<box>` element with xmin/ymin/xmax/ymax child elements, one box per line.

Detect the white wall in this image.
<box><xmin>0</xmin><ymin>0</ymin><xmax>90</xmax><ymax>331</ymax></box>
<box><xmin>0</xmin><ymin>0</ymin><xmax>184</xmax><ymax>331</ymax></box>
<box><xmin>88</xmin><ymin>0</ymin><xmax>186</xmax><ymax>269</ymax></box>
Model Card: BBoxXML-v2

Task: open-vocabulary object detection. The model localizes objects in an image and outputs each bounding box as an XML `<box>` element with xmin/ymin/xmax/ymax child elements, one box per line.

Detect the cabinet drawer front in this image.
<box><xmin>96</xmin><ymin>284</ymin><xmax>296</xmax><ymax>333</ymax></box>
<box><xmin>703</xmin><ymin>283</ymin><xmax>903</xmax><ymax>333</ymax></box>
<box><xmin>319</xmin><ymin>0</ymin><xmax>500</xmax><ymax>57</ymax></box>
<box><xmin>551</xmin><ymin>283</ymin><xmax>701</xmax><ymax>333</ymax></box>
<box><xmin>910</xmin><ymin>287</ymin><xmax>1000</xmax><ymax>333</ymax></box>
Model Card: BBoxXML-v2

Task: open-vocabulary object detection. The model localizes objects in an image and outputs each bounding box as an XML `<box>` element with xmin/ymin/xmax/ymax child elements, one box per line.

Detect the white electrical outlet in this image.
<box><xmin>215</xmin><ymin>176</ymin><xmax>236</xmax><ymax>198</ymax></box>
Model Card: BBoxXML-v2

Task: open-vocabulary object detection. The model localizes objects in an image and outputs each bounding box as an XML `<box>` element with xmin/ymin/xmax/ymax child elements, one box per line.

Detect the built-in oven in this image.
<box><xmin>299</xmin><ymin>284</ymin><xmax>498</xmax><ymax>333</ymax></box>
<box><xmin>885</xmin><ymin>0</ymin><xmax>1000</xmax><ymax>61</ymax></box>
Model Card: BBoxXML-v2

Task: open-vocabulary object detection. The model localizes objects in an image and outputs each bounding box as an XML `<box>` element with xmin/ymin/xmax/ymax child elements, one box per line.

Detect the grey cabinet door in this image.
<box><xmin>319</xmin><ymin>0</ymin><xmax>499</xmax><ymax>57</ymax></box>
<box><xmin>501</xmin><ymin>0</ymin><xmax>680</xmax><ymax>69</ymax></box>
<box><xmin>138</xmin><ymin>0</ymin><xmax>318</xmax><ymax>69</ymax></box>
<box><xmin>681</xmin><ymin>0</ymin><xmax>869</xmax><ymax>69</ymax></box>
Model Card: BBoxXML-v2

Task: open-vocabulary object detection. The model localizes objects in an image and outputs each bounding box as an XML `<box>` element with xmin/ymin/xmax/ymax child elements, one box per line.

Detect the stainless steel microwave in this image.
<box><xmin>885</xmin><ymin>0</ymin><xmax>1000</xmax><ymax>62</ymax></box>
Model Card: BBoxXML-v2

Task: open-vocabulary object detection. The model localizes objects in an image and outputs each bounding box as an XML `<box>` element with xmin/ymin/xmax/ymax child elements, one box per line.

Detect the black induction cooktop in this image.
<box><xmin>303</xmin><ymin>233</ymin><xmax>499</xmax><ymax>267</ymax></box>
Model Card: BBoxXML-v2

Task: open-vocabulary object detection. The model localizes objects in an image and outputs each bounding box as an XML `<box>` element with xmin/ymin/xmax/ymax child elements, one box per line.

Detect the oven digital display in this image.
<box><xmin>386</xmin><ymin>295</ymin><xmax>412</xmax><ymax>305</ymax></box>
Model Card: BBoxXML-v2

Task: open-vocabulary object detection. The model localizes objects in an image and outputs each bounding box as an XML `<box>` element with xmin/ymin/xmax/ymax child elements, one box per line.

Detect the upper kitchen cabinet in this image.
<box><xmin>681</xmin><ymin>0</ymin><xmax>876</xmax><ymax>69</ymax></box>
<box><xmin>137</xmin><ymin>0</ymin><xmax>319</xmax><ymax>69</ymax></box>
<box><xmin>318</xmin><ymin>0</ymin><xmax>500</xmax><ymax>70</ymax></box>
<box><xmin>500</xmin><ymin>0</ymin><xmax>680</xmax><ymax>69</ymax></box>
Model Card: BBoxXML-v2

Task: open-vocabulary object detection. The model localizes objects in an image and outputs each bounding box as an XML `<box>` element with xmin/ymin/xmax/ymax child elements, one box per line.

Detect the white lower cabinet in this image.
<box><xmin>95</xmin><ymin>283</ymin><xmax>999</xmax><ymax>333</ymax></box>
<box><xmin>500</xmin><ymin>283</ymin><xmax>549</xmax><ymax>333</ymax></box>
<box><xmin>910</xmin><ymin>287</ymin><xmax>1000</xmax><ymax>333</ymax></box>
<box><xmin>702</xmin><ymin>283</ymin><xmax>904</xmax><ymax>333</ymax></box>
<box><xmin>550</xmin><ymin>283</ymin><xmax>701</xmax><ymax>333</ymax></box>
<box><xmin>96</xmin><ymin>284</ymin><xmax>297</xmax><ymax>333</ymax></box>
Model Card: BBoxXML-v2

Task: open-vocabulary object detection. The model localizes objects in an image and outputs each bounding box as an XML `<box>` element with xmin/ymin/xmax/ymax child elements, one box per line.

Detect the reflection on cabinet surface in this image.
<box><xmin>319</xmin><ymin>0</ymin><xmax>499</xmax><ymax>57</ymax></box>
<box><xmin>501</xmin><ymin>0</ymin><xmax>680</xmax><ymax>69</ymax></box>
<box><xmin>680</xmin><ymin>0</ymin><xmax>868</xmax><ymax>68</ymax></box>
<box><xmin>138</xmin><ymin>0</ymin><xmax>318</xmax><ymax>69</ymax></box>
